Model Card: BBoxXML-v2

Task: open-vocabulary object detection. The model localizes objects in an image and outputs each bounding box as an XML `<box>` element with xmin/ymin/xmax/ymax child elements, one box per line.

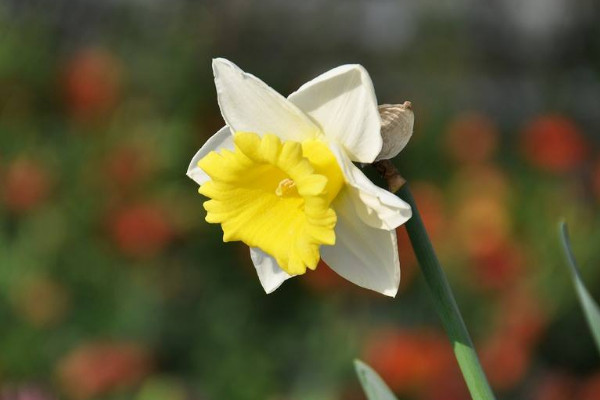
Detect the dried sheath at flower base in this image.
<box><xmin>376</xmin><ymin>102</ymin><xmax>414</xmax><ymax>161</ymax></box>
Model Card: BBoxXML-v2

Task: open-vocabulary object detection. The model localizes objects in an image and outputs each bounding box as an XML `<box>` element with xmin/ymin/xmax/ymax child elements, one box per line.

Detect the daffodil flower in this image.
<box><xmin>187</xmin><ymin>59</ymin><xmax>411</xmax><ymax>296</ymax></box>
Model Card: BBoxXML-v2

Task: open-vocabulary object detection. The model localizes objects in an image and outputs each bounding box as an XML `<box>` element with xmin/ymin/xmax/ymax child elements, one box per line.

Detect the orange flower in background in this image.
<box><xmin>530</xmin><ymin>371</ymin><xmax>600</xmax><ymax>400</ymax></box>
<box><xmin>2</xmin><ymin>157</ymin><xmax>52</xmax><ymax>214</ymax></box>
<box><xmin>530</xmin><ymin>372</ymin><xmax>577</xmax><ymax>400</ymax></box>
<box><xmin>103</xmin><ymin>145</ymin><xmax>154</xmax><ymax>192</ymax></box>
<box><xmin>302</xmin><ymin>259</ymin><xmax>354</xmax><ymax>293</ymax></box>
<box><xmin>520</xmin><ymin>114</ymin><xmax>588</xmax><ymax>173</ymax></box>
<box><xmin>453</xmin><ymin>194</ymin><xmax>511</xmax><ymax>259</ymax></box>
<box><xmin>481</xmin><ymin>288</ymin><xmax>547</xmax><ymax>391</ymax></box>
<box><xmin>581</xmin><ymin>372</ymin><xmax>600</xmax><ymax>400</ymax></box>
<box><xmin>480</xmin><ymin>337</ymin><xmax>530</xmax><ymax>391</ymax></box>
<box><xmin>422</xmin><ymin>371</ymin><xmax>470</xmax><ymax>400</ymax></box>
<box><xmin>395</xmin><ymin>227</ymin><xmax>417</xmax><ymax>292</ymax></box>
<box><xmin>0</xmin><ymin>385</ymin><xmax>57</xmax><ymax>400</ymax></box>
<box><xmin>469</xmin><ymin>239</ymin><xmax>525</xmax><ymax>291</ymax></box>
<box><xmin>449</xmin><ymin>166</ymin><xmax>512</xmax><ymax>263</ymax></box>
<box><xmin>395</xmin><ymin>181</ymin><xmax>447</xmax><ymax>292</ymax></box>
<box><xmin>12</xmin><ymin>276</ymin><xmax>70</xmax><ymax>328</ymax></box>
<box><xmin>56</xmin><ymin>341</ymin><xmax>152</xmax><ymax>400</ymax></box>
<box><xmin>497</xmin><ymin>288</ymin><xmax>547</xmax><ymax>348</ymax></box>
<box><xmin>451</xmin><ymin>165</ymin><xmax>511</xmax><ymax>202</ymax></box>
<box><xmin>445</xmin><ymin>112</ymin><xmax>499</xmax><ymax>164</ymax></box>
<box><xmin>109</xmin><ymin>203</ymin><xmax>174</xmax><ymax>258</ymax></box>
<box><xmin>63</xmin><ymin>48</ymin><xmax>122</xmax><ymax>119</ymax></box>
<box><xmin>364</xmin><ymin>329</ymin><xmax>453</xmax><ymax>394</ymax></box>
<box><xmin>409</xmin><ymin>181</ymin><xmax>447</xmax><ymax>241</ymax></box>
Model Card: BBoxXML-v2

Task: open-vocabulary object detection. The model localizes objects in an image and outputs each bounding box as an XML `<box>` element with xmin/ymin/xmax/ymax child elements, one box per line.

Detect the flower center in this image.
<box><xmin>275</xmin><ymin>178</ymin><xmax>297</xmax><ymax>197</ymax></box>
<box><xmin>197</xmin><ymin>132</ymin><xmax>344</xmax><ymax>275</ymax></box>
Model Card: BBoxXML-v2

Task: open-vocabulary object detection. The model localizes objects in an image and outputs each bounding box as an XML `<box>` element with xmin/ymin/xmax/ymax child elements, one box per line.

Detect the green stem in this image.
<box><xmin>397</xmin><ymin>184</ymin><xmax>496</xmax><ymax>400</ymax></box>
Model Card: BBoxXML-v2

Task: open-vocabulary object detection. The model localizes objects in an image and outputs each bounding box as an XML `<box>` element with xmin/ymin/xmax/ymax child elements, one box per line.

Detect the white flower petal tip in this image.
<box><xmin>330</xmin><ymin>144</ymin><xmax>412</xmax><ymax>230</ymax></box>
<box><xmin>376</xmin><ymin>102</ymin><xmax>414</xmax><ymax>161</ymax></box>
<box><xmin>288</xmin><ymin>64</ymin><xmax>382</xmax><ymax>163</ymax></box>
<box><xmin>211</xmin><ymin>58</ymin><xmax>318</xmax><ymax>142</ymax></box>
<box><xmin>321</xmin><ymin>191</ymin><xmax>400</xmax><ymax>297</ymax></box>
<box><xmin>186</xmin><ymin>126</ymin><xmax>233</xmax><ymax>186</ymax></box>
<box><xmin>250</xmin><ymin>247</ymin><xmax>294</xmax><ymax>294</ymax></box>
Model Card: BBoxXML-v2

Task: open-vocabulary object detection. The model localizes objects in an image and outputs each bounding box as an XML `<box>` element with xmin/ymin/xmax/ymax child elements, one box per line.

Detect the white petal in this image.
<box><xmin>330</xmin><ymin>144</ymin><xmax>412</xmax><ymax>230</ymax></box>
<box><xmin>250</xmin><ymin>247</ymin><xmax>294</xmax><ymax>294</ymax></box>
<box><xmin>186</xmin><ymin>126</ymin><xmax>234</xmax><ymax>186</ymax></box>
<box><xmin>321</xmin><ymin>190</ymin><xmax>400</xmax><ymax>297</ymax></box>
<box><xmin>288</xmin><ymin>64</ymin><xmax>382</xmax><ymax>163</ymax></box>
<box><xmin>213</xmin><ymin>58</ymin><xmax>319</xmax><ymax>142</ymax></box>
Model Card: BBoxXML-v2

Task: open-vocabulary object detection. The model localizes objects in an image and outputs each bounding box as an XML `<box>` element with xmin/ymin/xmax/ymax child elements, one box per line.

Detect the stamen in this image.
<box><xmin>275</xmin><ymin>178</ymin><xmax>296</xmax><ymax>197</ymax></box>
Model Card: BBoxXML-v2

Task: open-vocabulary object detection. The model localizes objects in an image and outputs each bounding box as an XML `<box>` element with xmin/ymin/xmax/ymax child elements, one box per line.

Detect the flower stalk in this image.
<box><xmin>374</xmin><ymin>161</ymin><xmax>496</xmax><ymax>400</ymax></box>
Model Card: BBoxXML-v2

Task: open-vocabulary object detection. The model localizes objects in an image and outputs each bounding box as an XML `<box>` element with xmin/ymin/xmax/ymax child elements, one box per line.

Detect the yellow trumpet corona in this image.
<box><xmin>198</xmin><ymin>132</ymin><xmax>344</xmax><ymax>275</ymax></box>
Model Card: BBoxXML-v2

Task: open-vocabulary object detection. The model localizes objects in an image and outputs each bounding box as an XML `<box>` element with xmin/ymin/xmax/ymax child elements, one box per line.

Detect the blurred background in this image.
<box><xmin>1</xmin><ymin>1</ymin><xmax>600</xmax><ymax>399</ymax></box>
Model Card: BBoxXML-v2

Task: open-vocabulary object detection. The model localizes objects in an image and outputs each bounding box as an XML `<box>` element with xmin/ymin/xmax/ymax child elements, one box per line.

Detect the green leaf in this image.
<box><xmin>559</xmin><ymin>221</ymin><xmax>600</xmax><ymax>354</ymax></box>
<box><xmin>354</xmin><ymin>359</ymin><xmax>398</xmax><ymax>400</ymax></box>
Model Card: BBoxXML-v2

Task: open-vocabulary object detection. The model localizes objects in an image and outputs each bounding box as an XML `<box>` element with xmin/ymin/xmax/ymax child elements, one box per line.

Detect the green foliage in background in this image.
<box><xmin>2</xmin><ymin>3</ymin><xmax>600</xmax><ymax>400</ymax></box>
